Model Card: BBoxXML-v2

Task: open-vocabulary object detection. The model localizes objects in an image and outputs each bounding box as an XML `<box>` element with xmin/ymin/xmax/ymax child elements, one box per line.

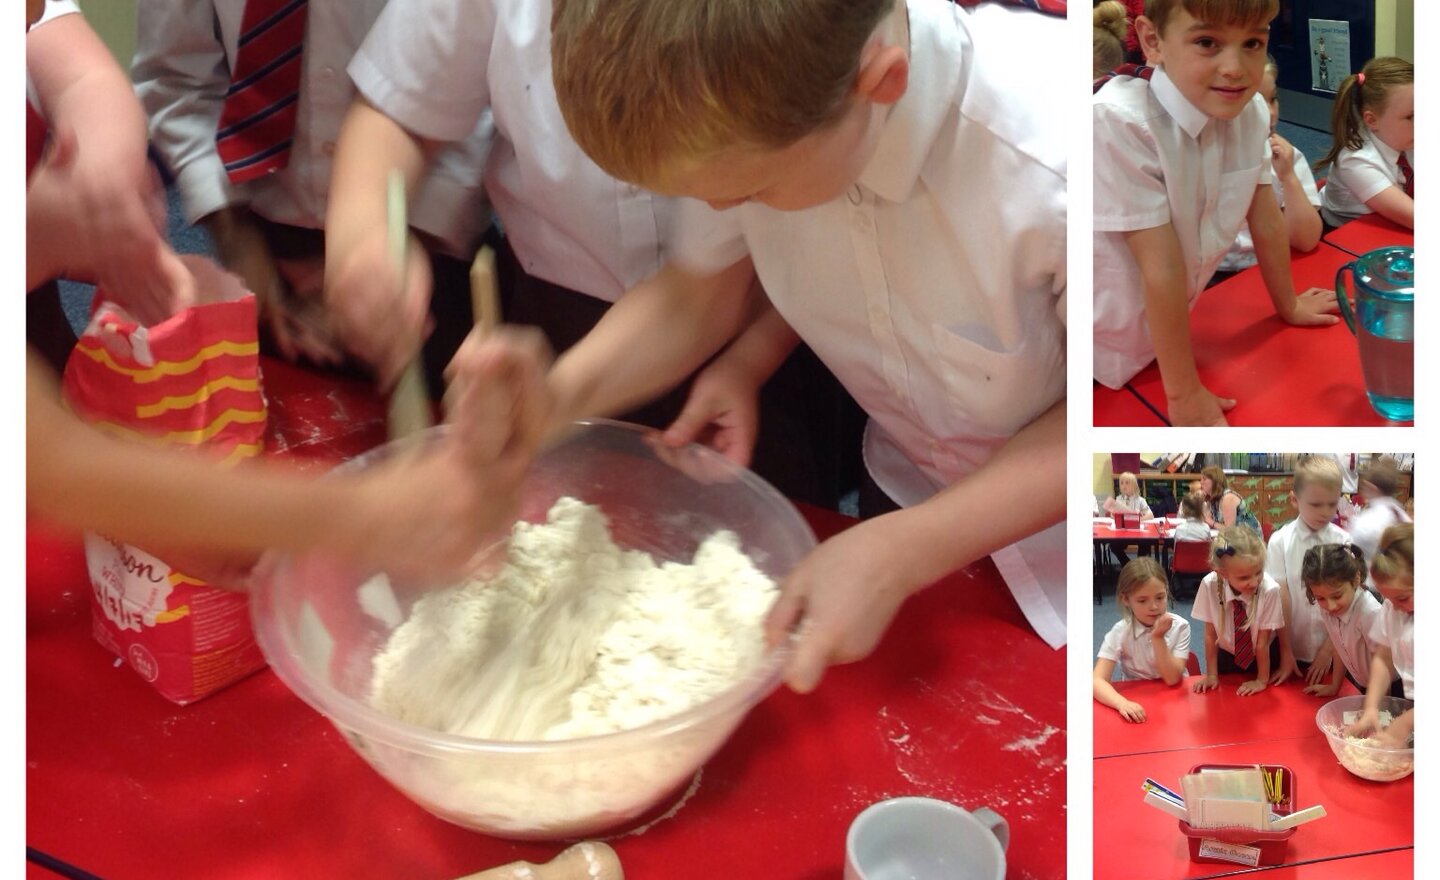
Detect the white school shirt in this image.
<box><xmin>1098</xmin><ymin>613</ymin><xmax>1191</xmax><ymax>682</ymax></box>
<box><xmin>1265</xmin><ymin>518</ymin><xmax>1351</xmax><ymax>662</ymax></box>
<box><xmin>1368</xmin><ymin>599</ymin><xmax>1414</xmax><ymax>700</ymax></box>
<box><xmin>1173</xmin><ymin>519</ymin><xmax>1212</xmax><ymax>541</ymax></box>
<box><xmin>670</xmin><ymin>0</ymin><xmax>1067</xmax><ymax>649</ymax></box>
<box><xmin>1317</xmin><ymin>588</ymin><xmax>1383</xmax><ymax>684</ymax></box>
<box><xmin>349</xmin><ymin>0</ymin><xmax>675</xmax><ymax>301</ymax></box>
<box><xmin>1092</xmin><ymin>66</ymin><xmax>1272</xmax><ymax>389</ymax></box>
<box><xmin>1349</xmin><ymin>496</ymin><xmax>1411</xmax><ymax>587</ymax></box>
<box><xmin>34</xmin><ymin>0</ymin><xmax>77</xmax><ymax>27</ymax></box>
<box><xmin>1110</xmin><ymin>493</ymin><xmax>1153</xmax><ymax>519</ymax></box>
<box><xmin>133</xmin><ymin>0</ymin><xmax>493</xmax><ymax>258</ymax></box>
<box><xmin>1192</xmin><ymin>572</ymin><xmax>1285</xmax><ymax>655</ymax></box>
<box><xmin>1320</xmin><ymin>130</ymin><xmax>1413</xmax><ymax>227</ymax></box>
<box><xmin>1217</xmin><ymin>149</ymin><xmax>1322</xmax><ymax>272</ymax></box>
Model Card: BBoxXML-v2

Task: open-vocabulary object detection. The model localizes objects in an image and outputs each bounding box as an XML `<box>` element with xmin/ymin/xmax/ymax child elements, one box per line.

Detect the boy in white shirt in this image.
<box><xmin>133</xmin><ymin>0</ymin><xmax>495</xmax><ymax>390</ymax></box>
<box><xmin>1092</xmin><ymin>0</ymin><xmax>1336</xmax><ymax>426</ymax></box>
<box><xmin>1267</xmin><ymin>456</ymin><xmax>1350</xmax><ymax>686</ymax></box>
<box><xmin>533</xmin><ymin>0</ymin><xmax>1068</xmax><ymax>692</ymax></box>
<box><xmin>1349</xmin><ymin>458</ymin><xmax>1411</xmax><ymax>585</ymax></box>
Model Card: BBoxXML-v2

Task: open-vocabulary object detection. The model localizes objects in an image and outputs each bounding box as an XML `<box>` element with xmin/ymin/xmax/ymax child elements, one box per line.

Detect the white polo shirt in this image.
<box><xmin>1218</xmin><ymin>149</ymin><xmax>1322</xmax><ymax>272</ymax></box>
<box><xmin>1173</xmin><ymin>519</ymin><xmax>1212</xmax><ymax>541</ymax></box>
<box><xmin>1092</xmin><ymin>66</ymin><xmax>1272</xmax><ymax>389</ymax></box>
<box><xmin>134</xmin><ymin>0</ymin><xmax>493</xmax><ymax>258</ymax></box>
<box><xmin>1098</xmin><ymin>613</ymin><xmax>1191</xmax><ymax>682</ymax></box>
<box><xmin>1110</xmin><ymin>492</ymin><xmax>1153</xmax><ymax>519</ymax></box>
<box><xmin>1369</xmin><ymin>599</ymin><xmax>1414</xmax><ymax>700</ymax></box>
<box><xmin>349</xmin><ymin>0</ymin><xmax>674</xmax><ymax>300</ymax></box>
<box><xmin>670</xmin><ymin>0</ymin><xmax>1067</xmax><ymax>649</ymax></box>
<box><xmin>1265</xmin><ymin>518</ymin><xmax>1351</xmax><ymax>662</ymax></box>
<box><xmin>1317</xmin><ymin>587</ymin><xmax>1383</xmax><ymax>684</ymax></box>
<box><xmin>1192</xmin><ymin>572</ymin><xmax>1285</xmax><ymax>655</ymax></box>
<box><xmin>1320</xmin><ymin>130</ymin><xmax>1413</xmax><ymax>227</ymax></box>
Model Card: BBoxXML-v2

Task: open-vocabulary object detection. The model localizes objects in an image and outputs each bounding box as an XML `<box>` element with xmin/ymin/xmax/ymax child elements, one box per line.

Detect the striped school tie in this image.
<box><xmin>1094</xmin><ymin>63</ymin><xmax>1154</xmax><ymax>95</ymax></box>
<box><xmin>1231</xmin><ymin>597</ymin><xmax>1255</xmax><ymax>671</ymax></box>
<box><xmin>216</xmin><ymin>0</ymin><xmax>309</xmax><ymax>184</ymax></box>
<box><xmin>1397</xmin><ymin>153</ymin><xmax>1414</xmax><ymax>198</ymax></box>
<box><xmin>954</xmin><ymin>0</ymin><xmax>1068</xmax><ymax>17</ymax></box>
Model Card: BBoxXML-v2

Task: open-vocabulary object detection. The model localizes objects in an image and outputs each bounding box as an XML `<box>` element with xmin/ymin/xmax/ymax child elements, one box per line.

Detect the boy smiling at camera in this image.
<box><xmin>1093</xmin><ymin>0</ymin><xmax>1337</xmax><ymax>426</ymax></box>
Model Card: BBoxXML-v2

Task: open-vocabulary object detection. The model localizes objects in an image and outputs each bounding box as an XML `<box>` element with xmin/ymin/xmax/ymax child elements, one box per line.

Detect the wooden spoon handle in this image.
<box><xmin>453</xmin><ymin>841</ymin><xmax>623</xmax><ymax>880</ymax></box>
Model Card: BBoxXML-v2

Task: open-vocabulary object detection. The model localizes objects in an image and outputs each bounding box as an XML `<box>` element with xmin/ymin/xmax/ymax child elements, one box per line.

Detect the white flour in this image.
<box><xmin>362</xmin><ymin>497</ymin><xmax>779</xmax><ymax>834</ymax></box>
<box><xmin>1326</xmin><ymin>710</ymin><xmax>1414</xmax><ymax>781</ymax></box>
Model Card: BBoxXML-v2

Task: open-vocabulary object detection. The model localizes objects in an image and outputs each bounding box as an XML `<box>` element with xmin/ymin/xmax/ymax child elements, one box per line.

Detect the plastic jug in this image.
<box><xmin>1336</xmin><ymin>246</ymin><xmax>1413</xmax><ymax>421</ymax></box>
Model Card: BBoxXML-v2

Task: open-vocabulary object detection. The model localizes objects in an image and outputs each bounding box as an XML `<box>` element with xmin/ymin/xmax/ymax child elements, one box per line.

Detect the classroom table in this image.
<box><xmin>1094</xmin><ymin>676</ymin><xmax>1359</xmax><ymax>759</ymax></box>
<box><xmin>1239</xmin><ymin>847</ymin><xmax>1412</xmax><ymax>878</ymax></box>
<box><xmin>1118</xmin><ymin>244</ymin><xmax>1406</xmax><ymax>426</ymax></box>
<box><xmin>27</xmin><ymin>362</ymin><xmax>1066</xmax><ymax>880</ymax></box>
<box><xmin>1093</xmin><ymin>381</ymin><xmax>1170</xmax><ymax>426</ymax></box>
<box><xmin>1093</xmin><ymin>674</ymin><xmax>1411</xmax><ymax>879</ymax></box>
<box><xmin>1322</xmin><ymin>214</ymin><xmax>1414</xmax><ymax>258</ymax></box>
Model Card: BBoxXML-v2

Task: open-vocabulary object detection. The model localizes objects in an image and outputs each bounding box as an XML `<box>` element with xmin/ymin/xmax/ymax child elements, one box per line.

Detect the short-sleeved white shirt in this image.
<box><xmin>1320</xmin><ymin>130</ymin><xmax>1413</xmax><ymax>227</ymax></box>
<box><xmin>1218</xmin><ymin>149</ymin><xmax>1322</xmax><ymax>272</ymax></box>
<box><xmin>1369</xmin><ymin>599</ymin><xmax>1414</xmax><ymax>700</ymax></box>
<box><xmin>349</xmin><ymin>0</ymin><xmax>674</xmax><ymax>301</ymax></box>
<box><xmin>1110</xmin><ymin>492</ymin><xmax>1153</xmax><ymax>519</ymax></box>
<box><xmin>1317</xmin><ymin>587</ymin><xmax>1383</xmax><ymax>684</ymax></box>
<box><xmin>1099</xmin><ymin>613</ymin><xmax>1191</xmax><ymax>681</ymax></box>
<box><xmin>1092</xmin><ymin>66</ymin><xmax>1272</xmax><ymax>389</ymax></box>
<box><xmin>1173</xmin><ymin>519</ymin><xmax>1212</xmax><ymax>541</ymax></box>
<box><xmin>669</xmin><ymin>0</ymin><xmax>1068</xmax><ymax>649</ymax></box>
<box><xmin>1265</xmin><ymin>519</ymin><xmax>1351</xmax><ymax>662</ymax></box>
<box><xmin>1192</xmin><ymin>571</ymin><xmax>1285</xmax><ymax>655</ymax></box>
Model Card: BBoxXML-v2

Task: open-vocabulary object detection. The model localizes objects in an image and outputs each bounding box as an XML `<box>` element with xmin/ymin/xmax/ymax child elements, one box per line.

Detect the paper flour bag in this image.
<box><xmin>62</xmin><ymin>257</ymin><xmax>268</xmax><ymax>705</ymax></box>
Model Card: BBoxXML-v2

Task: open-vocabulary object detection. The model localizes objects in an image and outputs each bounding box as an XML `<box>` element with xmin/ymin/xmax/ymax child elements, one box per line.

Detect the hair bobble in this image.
<box><xmin>1216</xmin><ymin>546</ymin><xmax>1237</xmax><ymax>558</ymax></box>
<box><xmin>1357</xmin><ymin>72</ymin><xmax>1366</xmax><ymax>85</ymax></box>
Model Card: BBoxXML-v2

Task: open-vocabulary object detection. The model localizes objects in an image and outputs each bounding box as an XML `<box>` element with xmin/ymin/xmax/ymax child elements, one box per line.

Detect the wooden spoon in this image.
<box><xmin>452</xmin><ymin>841</ymin><xmax>623</xmax><ymax>880</ymax></box>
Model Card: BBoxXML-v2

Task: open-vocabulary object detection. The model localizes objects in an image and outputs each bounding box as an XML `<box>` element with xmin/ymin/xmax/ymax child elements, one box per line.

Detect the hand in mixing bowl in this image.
<box><xmin>1372</xmin><ymin>708</ymin><xmax>1414</xmax><ymax>749</ymax></box>
<box><xmin>444</xmin><ymin>325</ymin><xmax>554</xmax><ymax>463</ymax></box>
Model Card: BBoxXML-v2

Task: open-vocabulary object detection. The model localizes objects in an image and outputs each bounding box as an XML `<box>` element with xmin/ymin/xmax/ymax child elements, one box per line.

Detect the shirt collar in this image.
<box><xmin>857</xmin><ymin>0</ymin><xmax>961</xmax><ymax>203</ymax></box>
<box><xmin>1223</xmin><ymin>580</ymin><xmax>1254</xmax><ymax>606</ymax></box>
<box><xmin>1365</xmin><ymin>129</ymin><xmax>1401</xmax><ymax>168</ymax></box>
<box><xmin>1151</xmin><ymin>66</ymin><xmax>1210</xmax><ymax>139</ymax></box>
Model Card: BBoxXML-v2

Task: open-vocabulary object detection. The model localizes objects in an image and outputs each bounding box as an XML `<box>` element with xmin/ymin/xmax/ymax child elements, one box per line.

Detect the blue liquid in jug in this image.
<box><xmin>1357</xmin><ymin>310</ymin><xmax>1413</xmax><ymax>421</ymax></box>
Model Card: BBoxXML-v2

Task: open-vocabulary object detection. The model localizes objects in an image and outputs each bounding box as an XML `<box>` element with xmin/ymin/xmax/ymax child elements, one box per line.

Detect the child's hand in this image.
<box><xmin>1237</xmin><ymin>678</ymin><xmax>1268</xmax><ymax>696</ymax></box>
<box><xmin>1117</xmin><ymin>700</ymin><xmax>1147</xmax><ymax>723</ymax></box>
<box><xmin>1343</xmin><ymin>709</ymin><xmax>1381</xmax><ymax>739</ymax></box>
<box><xmin>764</xmin><ymin>511</ymin><xmax>923</xmax><ymax>694</ymax></box>
<box><xmin>660</xmin><ymin>358</ymin><xmax>761</xmax><ymax>467</ymax></box>
<box><xmin>1151</xmin><ymin>614</ymin><xmax>1174</xmax><ymax>640</ymax></box>
<box><xmin>1374</xmin><ymin>723</ymin><xmax>1411</xmax><ymax>750</ymax></box>
<box><xmin>1167</xmin><ymin>385</ymin><xmax>1235</xmax><ymax>427</ymax></box>
<box><xmin>1193</xmin><ymin>674</ymin><xmax>1219</xmax><ymax>693</ymax></box>
<box><xmin>324</xmin><ymin>224</ymin><xmax>433</xmax><ymax>387</ymax></box>
<box><xmin>1303</xmin><ymin>642</ymin><xmax>1335</xmax><ymax>687</ymax></box>
<box><xmin>1302</xmin><ymin>679</ymin><xmax>1340</xmax><ymax>698</ymax></box>
<box><xmin>443</xmin><ymin>326</ymin><xmax>554</xmax><ymax>465</ymax></box>
<box><xmin>1281</xmin><ymin>287</ymin><xmax>1340</xmax><ymax>327</ymax></box>
<box><xmin>1271</xmin><ymin>650</ymin><xmax>1300</xmax><ymax>686</ymax></box>
<box><xmin>1269</xmin><ymin>134</ymin><xmax>1297</xmax><ymax>172</ymax></box>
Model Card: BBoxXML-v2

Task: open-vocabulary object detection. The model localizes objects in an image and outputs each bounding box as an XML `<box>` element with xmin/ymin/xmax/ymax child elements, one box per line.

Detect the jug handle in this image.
<box><xmin>1335</xmin><ymin>265</ymin><xmax>1358</xmax><ymax>336</ymax></box>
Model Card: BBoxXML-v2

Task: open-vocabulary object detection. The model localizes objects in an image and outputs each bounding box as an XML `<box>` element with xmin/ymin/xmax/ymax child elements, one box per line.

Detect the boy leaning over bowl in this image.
<box><xmin>483</xmin><ymin>0</ymin><xmax>1069</xmax><ymax>693</ymax></box>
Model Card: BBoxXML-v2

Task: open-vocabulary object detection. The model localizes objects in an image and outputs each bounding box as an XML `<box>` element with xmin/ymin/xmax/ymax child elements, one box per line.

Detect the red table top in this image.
<box><xmin>27</xmin><ymin>364</ymin><xmax>1066</xmax><ymax>880</ymax></box>
<box><xmin>1093</xmin><ymin>381</ymin><xmax>1168</xmax><ymax>426</ymax></box>
<box><xmin>1322</xmin><ymin>214</ymin><xmax>1414</xmax><ymax>257</ymax></box>
<box><xmin>1094</xmin><ymin>737</ymin><xmax>1413</xmax><ymax>878</ymax></box>
<box><xmin>1238</xmin><ymin>847</ymin><xmax>1412</xmax><ymax>878</ymax></box>
<box><xmin>1125</xmin><ymin>244</ymin><xmax>1403</xmax><ymax>426</ymax></box>
<box><xmin>1094</xmin><ymin>674</ymin><xmax>1359</xmax><ymax>758</ymax></box>
<box><xmin>1092</xmin><ymin>522</ymin><xmax>1163</xmax><ymax>542</ymax></box>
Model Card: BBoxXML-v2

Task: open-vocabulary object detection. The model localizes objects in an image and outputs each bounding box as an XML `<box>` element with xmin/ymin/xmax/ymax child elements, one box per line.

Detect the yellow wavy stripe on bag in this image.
<box><xmin>135</xmin><ymin>375</ymin><xmax>261</xmax><ymax>418</ymax></box>
<box><xmin>216</xmin><ymin>442</ymin><xmax>265</xmax><ymax>467</ymax></box>
<box><xmin>153</xmin><ymin>604</ymin><xmax>192</xmax><ymax>623</ymax></box>
<box><xmin>74</xmin><ymin>338</ymin><xmax>259</xmax><ymax>383</ymax></box>
<box><xmin>168</xmin><ymin>572</ymin><xmax>209</xmax><ymax>587</ymax></box>
<box><xmin>90</xmin><ymin>407</ymin><xmax>266</xmax><ymax>445</ymax></box>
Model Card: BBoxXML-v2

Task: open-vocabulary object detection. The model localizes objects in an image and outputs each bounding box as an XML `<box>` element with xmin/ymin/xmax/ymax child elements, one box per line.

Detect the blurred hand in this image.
<box><xmin>1269</xmin><ymin>133</ymin><xmax>1297</xmax><ymax>170</ymax></box>
<box><xmin>1151</xmin><ymin>614</ymin><xmax>1174</xmax><ymax>640</ymax></box>
<box><xmin>443</xmin><ymin>325</ymin><xmax>554</xmax><ymax>465</ymax></box>
<box><xmin>324</xmin><ymin>224</ymin><xmax>432</xmax><ymax>387</ymax></box>
<box><xmin>1302</xmin><ymin>679</ymin><xmax>1340</xmax><ymax>698</ymax></box>
<box><xmin>1237</xmin><ymin>678</ymin><xmax>1267</xmax><ymax>696</ymax></box>
<box><xmin>1271</xmin><ymin>649</ymin><xmax>1300</xmax><ymax>686</ymax></box>
<box><xmin>1373</xmin><ymin>722</ymin><xmax>1410</xmax><ymax>749</ymax></box>
<box><xmin>764</xmin><ymin>512</ymin><xmax>925</xmax><ymax>694</ymax></box>
<box><xmin>1167</xmin><ymin>385</ymin><xmax>1234</xmax><ymax>427</ymax></box>
<box><xmin>1118</xmin><ymin>700</ymin><xmax>1147</xmax><ymax>723</ymax></box>
<box><xmin>1305</xmin><ymin>643</ymin><xmax>1335</xmax><ymax>687</ymax></box>
<box><xmin>1283</xmin><ymin>287</ymin><xmax>1340</xmax><ymax>327</ymax></box>
<box><xmin>1192</xmin><ymin>674</ymin><xmax>1219</xmax><ymax>694</ymax></box>
<box><xmin>1343</xmin><ymin>708</ymin><xmax>1381</xmax><ymax>739</ymax></box>
<box><xmin>660</xmin><ymin>359</ymin><xmax>761</xmax><ymax>467</ymax></box>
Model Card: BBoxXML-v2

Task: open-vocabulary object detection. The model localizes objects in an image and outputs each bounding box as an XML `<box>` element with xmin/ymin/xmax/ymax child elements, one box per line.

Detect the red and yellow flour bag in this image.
<box><xmin>62</xmin><ymin>258</ymin><xmax>268</xmax><ymax>705</ymax></box>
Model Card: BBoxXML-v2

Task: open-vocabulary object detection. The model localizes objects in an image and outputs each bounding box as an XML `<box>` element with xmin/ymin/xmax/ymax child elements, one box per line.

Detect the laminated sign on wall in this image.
<box><xmin>1308</xmin><ymin>19</ymin><xmax>1350</xmax><ymax>93</ymax></box>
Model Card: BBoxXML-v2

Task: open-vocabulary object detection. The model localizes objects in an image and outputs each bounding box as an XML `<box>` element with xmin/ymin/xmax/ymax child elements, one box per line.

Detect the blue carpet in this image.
<box><xmin>1276</xmin><ymin>120</ymin><xmax>1332</xmax><ymax>170</ymax></box>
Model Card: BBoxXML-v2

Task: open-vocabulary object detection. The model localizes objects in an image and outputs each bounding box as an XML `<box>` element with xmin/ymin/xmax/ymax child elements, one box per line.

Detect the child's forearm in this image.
<box><xmin>326</xmin><ymin>98</ymin><xmax>428</xmax><ymax>258</ymax></box>
<box><xmin>1364</xmin><ymin>186</ymin><xmax>1415</xmax><ymax>229</ymax></box>
<box><xmin>1254</xmin><ymin>631</ymin><xmax>1273</xmax><ymax>683</ymax></box>
<box><xmin>875</xmin><ymin>399</ymin><xmax>1065</xmax><ymax>589</ymax></box>
<box><xmin>1278</xmin><ymin>178</ymin><xmax>1322</xmax><ymax>252</ymax></box>
<box><xmin>706</xmin><ymin>293</ymin><xmax>801</xmax><ymax>391</ymax></box>
<box><xmin>1328</xmin><ymin>650</ymin><xmax>1344</xmax><ymax>687</ymax></box>
<box><xmin>1363</xmin><ymin>650</ymin><xmax>1392</xmax><ymax>715</ymax></box>
<box><xmin>1093</xmin><ymin>674</ymin><xmax>1129</xmax><ymax>710</ymax></box>
<box><xmin>1126</xmin><ymin>226</ymin><xmax>1205</xmax><ymax>400</ymax></box>
<box><xmin>548</xmin><ymin>259</ymin><xmax>760</xmax><ymax>428</ymax></box>
<box><xmin>1250</xmin><ymin>187</ymin><xmax>1302</xmax><ymax>317</ymax></box>
<box><xmin>1205</xmin><ymin>627</ymin><xmax>1219</xmax><ymax>676</ymax></box>
<box><xmin>1152</xmin><ymin>643</ymin><xmax>1185</xmax><ymax>686</ymax></box>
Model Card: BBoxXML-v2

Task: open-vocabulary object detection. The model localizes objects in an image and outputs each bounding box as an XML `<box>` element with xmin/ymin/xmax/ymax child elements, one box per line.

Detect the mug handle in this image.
<box><xmin>1334</xmin><ymin>265</ymin><xmax>1358</xmax><ymax>336</ymax></box>
<box><xmin>972</xmin><ymin>806</ymin><xmax>1010</xmax><ymax>852</ymax></box>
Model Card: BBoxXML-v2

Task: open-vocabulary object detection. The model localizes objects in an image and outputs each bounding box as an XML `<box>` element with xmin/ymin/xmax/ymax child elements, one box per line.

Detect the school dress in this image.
<box><xmin>1266</xmin><ymin>518</ymin><xmax>1351</xmax><ymax>663</ymax></box>
<box><xmin>1217</xmin><ymin>149</ymin><xmax>1322</xmax><ymax>272</ymax></box>
<box><xmin>1320</xmin><ymin>130</ymin><xmax>1413</xmax><ymax>227</ymax></box>
<box><xmin>1098</xmin><ymin>613</ymin><xmax>1191</xmax><ymax>682</ymax></box>
<box><xmin>1192</xmin><ymin>572</ymin><xmax>1285</xmax><ymax>671</ymax></box>
<box><xmin>1209</xmin><ymin>489</ymin><xmax>1261</xmax><ymax>535</ymax></box>
<box><xmin>1092</xmin><ymin>66</ymin><xmax>1272</xmax><ymax>389</ymax></box>
<box><xmin>670</xmin><ymin>0</ymin><xmax>1068</xmax><ymax>649</ymax></box>
<box><xmin>1368</xmin><ymin>599</ymin><xmax>1414</xmax><ymax>700</ymax></box>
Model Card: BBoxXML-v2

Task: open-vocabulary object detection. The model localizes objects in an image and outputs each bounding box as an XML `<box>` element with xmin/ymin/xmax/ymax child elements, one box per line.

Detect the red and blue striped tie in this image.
<box><xmin>1231</xmin><ymin>597</ymin><xmax>1255</xmax><ymax>671</ymax></box>
<box><xmin>216</xmin><ymin>0</ymin><xmax>308</xmax><ymax>184</ymax></box>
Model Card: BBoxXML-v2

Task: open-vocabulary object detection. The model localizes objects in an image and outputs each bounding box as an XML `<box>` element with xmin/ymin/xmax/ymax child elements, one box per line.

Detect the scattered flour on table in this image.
<box><xmin>363</xmin><ymin>497</ymin><xmax>778</xmax><ymax>833</ymax></box>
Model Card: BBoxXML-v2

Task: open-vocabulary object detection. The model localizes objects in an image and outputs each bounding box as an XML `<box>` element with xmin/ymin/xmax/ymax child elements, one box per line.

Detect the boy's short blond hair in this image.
<box><xmin>551</xmin><ymin>0</ymin><xmax>892</xmax><ymax>186</ymax></box>
<box><xmin>1293</xmin><ymin>455</ymin><xmax>1343</xmax><ymax>495</ymax></box>
<box><xmin>1145</xmin><ymin>0</ymin><xmax>1277</xmax><ymax>35</ymax></box>
<box><xmin>1360</xmin><ymin>457</ymin><xmax>1402</xmax><ymax>498</ymax></box>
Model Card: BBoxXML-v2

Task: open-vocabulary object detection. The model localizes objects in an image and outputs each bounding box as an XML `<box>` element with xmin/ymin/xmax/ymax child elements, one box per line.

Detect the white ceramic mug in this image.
<box><xmin>844</xmin><ymin>797</ymin><xmax>1009</xmax><ymax>880</ymax></box>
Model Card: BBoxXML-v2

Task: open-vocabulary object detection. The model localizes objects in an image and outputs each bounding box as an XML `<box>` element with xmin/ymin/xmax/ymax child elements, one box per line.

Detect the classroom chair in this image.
<box><xmin>1170</xmin><ymin>539</ymin><xmax>1212</xmax><ymax>602</ymax></box>
<box><xmin>1185</xmin><ymin>652</ymin><xmax>1202</xmax><ymax>676</ymax></box>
